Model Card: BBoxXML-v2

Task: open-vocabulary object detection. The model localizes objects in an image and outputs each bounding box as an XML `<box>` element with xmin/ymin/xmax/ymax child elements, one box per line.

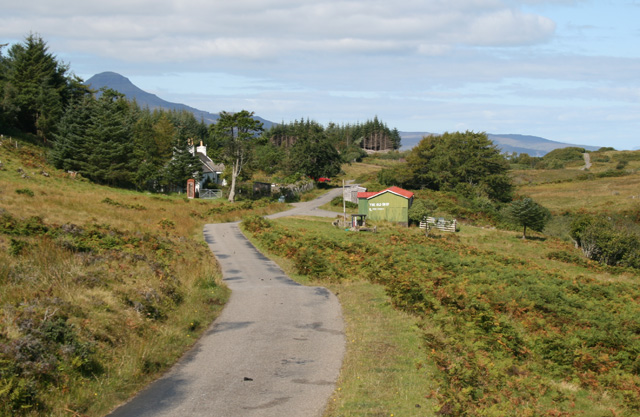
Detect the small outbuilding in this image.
<box><xmin>344</xmin><ymin>184</ymin><xmax>367</xmax><ymax>204</ymax></box>
<box><xmin>357</xmin><ymin>186</ymin><xmax>414</xmax><ymax>225</ymax></box>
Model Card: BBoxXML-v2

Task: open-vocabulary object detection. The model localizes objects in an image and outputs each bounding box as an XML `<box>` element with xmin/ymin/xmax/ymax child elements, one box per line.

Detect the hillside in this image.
<box><xmin>85</xmin><ymin>72</ymin><xmax>273</xmax><ymax>128</ymax></box>
<box><xmin>0</xmin><ymin>136</ymin><xmax>286</xmax><ymax>416</ymax></box>
<box><xmin>245</xmin><ymin>151</ymin><xmax>640</xmax><ymax>416</ymax></box>
<box><xmin>3</xmin><ymin>132</ymin><xmax>640</xmax><ymax>415</ymax></box>
<box><xmin>399</xmin><ymin>131</ymin><xmax>600</xmax><ymax>156</ymax></box>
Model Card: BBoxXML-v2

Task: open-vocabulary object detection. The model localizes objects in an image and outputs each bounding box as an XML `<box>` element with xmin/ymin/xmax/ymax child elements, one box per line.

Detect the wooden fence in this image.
<box><xmin>420</xmin><ymin>217</ymin><xmax>457</xmax><ymax>233</ymax></box>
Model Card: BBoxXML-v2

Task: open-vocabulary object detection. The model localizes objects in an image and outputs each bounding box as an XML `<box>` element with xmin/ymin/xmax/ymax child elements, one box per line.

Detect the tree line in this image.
<box><xmin>1</xmin><ymin>34</ymin><xmax>401</xmax><ymax>199</ymax></box>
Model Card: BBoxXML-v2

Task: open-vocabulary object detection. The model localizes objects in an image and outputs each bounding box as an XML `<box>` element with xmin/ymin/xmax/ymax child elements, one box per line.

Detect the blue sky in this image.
<box><xmin>1</xmin><ymin>0</ymin><xmax>638</xmax><ymax>150</ymax></box>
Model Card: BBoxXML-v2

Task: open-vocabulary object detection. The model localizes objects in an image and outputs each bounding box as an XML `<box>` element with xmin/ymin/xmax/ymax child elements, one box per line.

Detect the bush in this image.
<box><xmin>241</xmin><ymin>215</ymin><xmax>272</xmax><ymax>233</ymax></box>
<box><xmin>0</xmin><ymin>308</ymin><xmax>101</xmax><ymax>415</ymax></box>
<box><xmin>9</xmin><ymin>238</ymin><xmax>28</xmax><ymax>256</ymax></box>
<box><xmin>408</xmin><ymin>199</ymin><xmax>438</xmax><ymax>225</ymax></box>
<box><xmin>546</xmin><ymin>250</ymin><xmax>589</xmax><ymax>267</ymax></box>
<box><xmin>330</xmin><ymin>196</ymin><xmax>357</xmax><ymax>209</ymax></box>
<box><xmin>616</xmin><ymin>160</ymin><xmax>629</xmax><ymax>170</ymax></box>
<box><xmin>590</xmin><ymin>152</ymin><xmax>610</xmax><ymax>163</ymax></box>
<box><xmin>570</xmin><ymin>214</ymin><xmax>640</xmax><ymax>268</ymax></box>
<box><xmin>15</xmin><ymin>188</ymin><xmax>34</xmax><ymax>197</ymax></box>
<box><xmin>244</xmin><ymin>218</ymin><xmax>640</xmax><ymax>413</ymax></box>
<box><xmin>543</xmin><ymin>147</ymin><xmax>586</xmax><ymax>161</ymax></box>
<box><xmin>293</xmin><ymin>247</ymin><xmax>330</xmax><ymax>279</ymax></box>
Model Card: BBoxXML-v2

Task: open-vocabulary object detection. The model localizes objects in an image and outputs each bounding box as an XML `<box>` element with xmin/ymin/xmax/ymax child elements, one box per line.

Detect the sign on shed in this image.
<box><xmin>357</xmin><ymin>186</ymin><xmax>414</xmax><ymax>225</ymax></box>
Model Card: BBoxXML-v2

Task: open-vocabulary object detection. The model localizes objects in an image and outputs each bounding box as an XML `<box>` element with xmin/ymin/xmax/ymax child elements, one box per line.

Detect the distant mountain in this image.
<box><xmin>86</xmin><ymin>72</ymin><xmax>599</xmax><ymax>156</ymax></box>
<box><xmin>487</xmin><ymin>134</ymin><xmax>600</xmax><ymax>156</ymax></box>
<box><xmin>399</xmin><ymin>132</ymin><xmax>600</xmax><ymax>157</ymax></box>
<box><xmin>85</xmin><ymin>72</ymin><xmax>273</xmax><ymax>128</ymax></box>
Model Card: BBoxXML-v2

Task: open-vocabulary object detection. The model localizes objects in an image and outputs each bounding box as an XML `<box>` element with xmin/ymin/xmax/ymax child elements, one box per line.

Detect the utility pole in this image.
<box><xmin>343</xmin><ymin>179</ymin><xmax>347</xmax><ymax>228</ymax></box>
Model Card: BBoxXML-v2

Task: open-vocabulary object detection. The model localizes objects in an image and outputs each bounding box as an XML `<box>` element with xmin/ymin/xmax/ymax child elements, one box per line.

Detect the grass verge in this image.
<box><xmin>240</xmin><ymin>217</ymin><xmax>436</xmax><ymax>416</ymax></box>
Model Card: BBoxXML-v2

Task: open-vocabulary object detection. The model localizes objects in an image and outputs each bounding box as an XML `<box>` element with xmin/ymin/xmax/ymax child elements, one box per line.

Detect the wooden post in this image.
<box><xmin>343</xmin><ymin>180</ymin><xmax>346</xmax><ymax>227</ymax></box>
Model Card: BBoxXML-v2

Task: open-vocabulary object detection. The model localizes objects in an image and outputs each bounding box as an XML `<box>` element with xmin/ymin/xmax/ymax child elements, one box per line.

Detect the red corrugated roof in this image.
<box><xmin>358</xmin><ymin>186</ymin><xmax>414</xmax><ymax>200</ymax></box>
<box><xmin>384</xmin><ymin>186</ymin><xmax>414</xmax><ymax>199</ymax></box>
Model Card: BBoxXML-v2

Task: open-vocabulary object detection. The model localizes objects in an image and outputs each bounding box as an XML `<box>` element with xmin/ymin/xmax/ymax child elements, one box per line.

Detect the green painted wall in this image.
<box><xmin>359</xmin><ymin>191</ymin><xmax>412</xmax><ymax>223</ymax></box>
<box><xmin>358</xmin><ymin>198</ymin><xmax>369</xmax><ymax>214</ymax></box>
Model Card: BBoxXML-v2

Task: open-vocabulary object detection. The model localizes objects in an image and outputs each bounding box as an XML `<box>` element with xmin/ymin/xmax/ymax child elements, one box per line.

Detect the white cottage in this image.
<box><xmin>190</xmin><ymin>141</ymin><xmax>226</xmax><ymax>192</ymax></box>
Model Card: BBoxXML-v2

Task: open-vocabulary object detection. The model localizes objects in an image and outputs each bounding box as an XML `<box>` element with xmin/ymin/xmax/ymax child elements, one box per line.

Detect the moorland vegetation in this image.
<box><xmin>242</xmin><ymin>147</ymin><xmax>640</xmax><ymax>416</ymax></box>
<box><xmin>2</xmin><ymin>33</ymin><xmax>640</xmax><ymax>416</ymax></box>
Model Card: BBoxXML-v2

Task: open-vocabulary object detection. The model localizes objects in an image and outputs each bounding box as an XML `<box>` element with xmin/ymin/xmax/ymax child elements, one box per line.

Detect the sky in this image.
<box><xmin>1</xmin><ymin>0</ymin><xmax>639</xmax><ymax>150</ymax></box>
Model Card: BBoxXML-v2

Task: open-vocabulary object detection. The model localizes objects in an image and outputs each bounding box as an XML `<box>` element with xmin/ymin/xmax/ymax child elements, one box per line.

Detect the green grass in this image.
<box><xmin>240</xmin><ymin>216</ymin><xmax>436</xmax><ymax>416</ymax></box>
<box><xmin>242</xmin><ymin>215</ymin><xmax>640</xmax><ymax>416</ymax></box>
<box><xmin>324</xmin><ymin>281</ymin><xmax>434</xmax><ymax>417</ymax></box>
<box><xmin>4</xmin><ymin>137</ymin><xmax>640</xmax><ymax>416</ymax></box>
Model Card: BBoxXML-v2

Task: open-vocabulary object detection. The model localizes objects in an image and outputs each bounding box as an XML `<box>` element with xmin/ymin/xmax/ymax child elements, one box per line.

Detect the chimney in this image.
<box><xmin>196</xmin><ymin>140</ymin><xmax>207</xmax><ymax>155</ymax></box>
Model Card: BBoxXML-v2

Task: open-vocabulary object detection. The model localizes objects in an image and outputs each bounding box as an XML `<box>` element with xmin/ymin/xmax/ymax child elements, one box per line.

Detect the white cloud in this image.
<box><xmin>1</xmin><ymin>0</ymin><xmax>557</xmax><ymax>62</ymax></box>
<box><xmin>1</xmin><ymin>0</ymin><xmax>638</xmax><ymax>149</ymax></box>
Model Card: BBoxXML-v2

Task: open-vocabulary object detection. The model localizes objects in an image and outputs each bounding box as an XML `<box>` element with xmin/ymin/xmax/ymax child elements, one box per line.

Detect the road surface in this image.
<box><xmin>108</xmin><ymin>187</ymin><xmax>345</xmax><ymax>417</ymax></box>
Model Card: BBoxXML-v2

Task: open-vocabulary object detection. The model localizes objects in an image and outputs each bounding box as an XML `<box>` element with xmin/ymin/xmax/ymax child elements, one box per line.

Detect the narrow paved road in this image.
<box><xmin>108</xmin><ymin>187</ymin><xmax>345</xmax><ymax>417</ymax></box>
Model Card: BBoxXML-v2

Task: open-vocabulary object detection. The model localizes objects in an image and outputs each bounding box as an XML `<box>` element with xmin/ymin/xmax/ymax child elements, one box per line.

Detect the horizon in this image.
<box><xmin>84</xmin><ymin>71</ymin><xmax>606</xmax><ymax>153</ymax></box>
<box><xmin>2</xmin><ymin>1</ymin><xmax>639</xmax><ymax>150</ymax></box>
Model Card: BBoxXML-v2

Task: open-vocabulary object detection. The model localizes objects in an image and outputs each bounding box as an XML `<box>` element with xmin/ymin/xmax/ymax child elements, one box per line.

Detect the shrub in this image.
<box><xmin>616</xmin><ymin>160</ymin><xmax>629</xmax><ymax>170</ymax></box>
<box><xmin>543</xmin><ymin>147</ymin><xmax>586</xmax><ymax>161</ymax></box>
<box><xmin>101</xmin><ymin>197</ymin><xmax>146</xmax><ymax>210</ymax></box>
<box><xmin>15</xmin><ymin>188</ymin><xmax>34</xmax><ymax>197</ymax></box>
<box><xmin>8</xmin><ymin>238</ymin><xmax>28</xmax><ymax>256</ymax></box>
<box><xmin>293</xmin><ymin>247</ymin><xmax>330</xmax><ymax>279</ymax></box>
<box><xmin>158</xmin><ymin>218</ymin><xmax>175</xmax><ymax>230</ymax></box>
<box><xmin>330</xmin><ymin>196</ymin><xmax>358</xmax><ymax>209</ymax></box>
<box><xmin>245</xmin><ymin>219</ymin><xmax>640</xmax><ymax>413</ymax></box>
<box><xmin>408</xmin><ymin>198</ymin><xmax>438</xmax><ymax>225</ymax></box>
<box><xmin>614</xmin><ymin>151</ymin><xmax>640</xmax><ymax>162</ymax></box>
<box><xmin>241</xmin><ymin>215</ymin><xmax>272</xmax><ymax>233</ymax></box>
<box><xmin>546</xmin><ymin>250</ymin><xmax>589</xmax><ymax>266</ymax></box>
<box><xmin>0</xmin><ymin>308</ymin><xmax>101</xmax><ymax>415</ymax></box>
<box><xmin>570</xmin><ymin>214</ymin><xmax>640</xmax><ymax>268</ymax></box>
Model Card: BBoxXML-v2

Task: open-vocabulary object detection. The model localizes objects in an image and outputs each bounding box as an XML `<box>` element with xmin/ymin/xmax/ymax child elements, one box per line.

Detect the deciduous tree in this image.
<box><xmin>406</xmin><ymin>131</ymin><xmax>513</xmax><ymax>202</ymax></box>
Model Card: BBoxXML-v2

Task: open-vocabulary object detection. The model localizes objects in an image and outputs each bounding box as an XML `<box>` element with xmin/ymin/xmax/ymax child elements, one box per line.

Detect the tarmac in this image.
<box><xmin>107</xmin><ymin>187</ymin><xmax>346</xmax><ymax>417</ymax></box>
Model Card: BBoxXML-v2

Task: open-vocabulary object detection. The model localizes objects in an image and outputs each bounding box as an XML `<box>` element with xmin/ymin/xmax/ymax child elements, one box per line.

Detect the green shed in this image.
<box><xmin>357</xmin><ymin>186</ymin><xmax>414</xmax><ymax>224</ymax></box>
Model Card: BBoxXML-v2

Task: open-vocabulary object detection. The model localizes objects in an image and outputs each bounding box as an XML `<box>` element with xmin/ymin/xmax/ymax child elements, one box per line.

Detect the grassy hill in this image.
<box><xmin>243</xmin><ymin>153</ymin><xmax>640</xmax><ymax>416</ymax></box>
<box><xmin>3</xmin><ymin>136</ymin><xmax>640</xmax><ymax>416</ymax></box>
<box><xmin>0</xmin><ymin>136</ymin><xmax>286</xmax><ymax>416</ymax></box>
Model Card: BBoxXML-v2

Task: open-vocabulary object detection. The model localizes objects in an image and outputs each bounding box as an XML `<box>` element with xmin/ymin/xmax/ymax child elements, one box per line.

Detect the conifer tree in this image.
<box><xmin>165</xmin><ymin>135</ymin><xmax>202</xmax><ymax>191</ymax></box>
<box><xmin>84</xmin><ymin>88</ymin><xmax>135</xmax><ymax>186</ymax></box>
<box><xmin>132</xmin><ymin>109</ymin><xmax>174</xmax><ymax>190</ymax></box>
<box><xmin>51</xmin><ymin>94</ymin><xmax>96</xmax><ymax>173</ymax></box>
<box><xmin>508</xmin><ymin>197</ymin><xmax>551</xmax><ymax>239</ymax></box>
<box><xmin>2</xmin><ymin>34</ymin><xmax>73</xmax><ymax>140</ymax></box>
